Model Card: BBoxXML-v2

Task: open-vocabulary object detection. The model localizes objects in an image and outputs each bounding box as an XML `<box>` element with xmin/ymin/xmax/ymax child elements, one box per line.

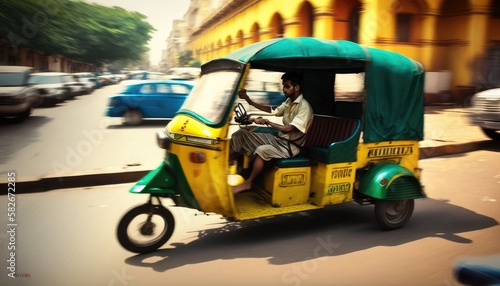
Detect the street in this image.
<box><xmin>0</xmin><ymin>148</ymin><xmax>499</xmax><ymax>286</ymax></box>
<box><xmin>0</xmin><ymin>84</ymin><xmax>166</xmax><ymax>181</ymax></box>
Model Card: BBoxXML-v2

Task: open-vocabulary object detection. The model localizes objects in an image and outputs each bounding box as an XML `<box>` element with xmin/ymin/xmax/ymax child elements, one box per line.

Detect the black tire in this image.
<box><xmin>123</xmin><ymin>109</ymin><xmax>143</xmax><ymax>125</ymax></box>
<box><xmin>481</xmin><ymin>128</ymin><xmax>500</xmax><ymax>141</ymax></box>
<box><xmin>41</xmin><ymin>98</ymin><xmax>57</xmax><ymax>107</ymax></box>
<box><xmin>17</xmin><ymin>108</ymin><xmax>32</xmax><ymax>119</ymax></box>
<box><xmin>374</xmin><ymin>199</ymin><xmax>414</xmax><ymax>230</ymax></box>
<box><xmin>117</xmin><ymin>204</ymin><xmax>175</xmax><ymax>253</ymax></box>
<box><xmin>10</xmin><ymin>108</ymin><xmax>32</xmax><ymax>123</ymax></box>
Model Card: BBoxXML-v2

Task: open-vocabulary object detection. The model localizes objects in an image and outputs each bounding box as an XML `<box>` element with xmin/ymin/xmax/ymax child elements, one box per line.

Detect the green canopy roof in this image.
<box><xmin>225</xmin><ymin>37</ymin><xmax>368</xmax><ymax>72</ymax></box>
<box><xmin>217</xmin><ymin>37</ymin><xmax>425</xmax><ymax>142</ymax></box>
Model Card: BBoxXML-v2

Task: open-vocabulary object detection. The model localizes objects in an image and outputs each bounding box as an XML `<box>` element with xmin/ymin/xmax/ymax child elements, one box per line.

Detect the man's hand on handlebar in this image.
<box><xmin>253</xmin><ymin>117</ymin><xmax>269</xmax><ymax>125</ymax></box>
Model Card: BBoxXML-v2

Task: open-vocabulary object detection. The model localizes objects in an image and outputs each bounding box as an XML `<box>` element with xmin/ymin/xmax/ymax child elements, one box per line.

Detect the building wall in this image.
<box><xmin>184</xmin><ymin>0</ymin><xmax>500</xmax><ymax>100</ymax></box>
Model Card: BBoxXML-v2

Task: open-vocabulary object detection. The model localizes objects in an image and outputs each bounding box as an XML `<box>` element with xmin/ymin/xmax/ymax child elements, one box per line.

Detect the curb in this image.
<box><xmin>2</xmin><ymin>140</ymin><xmax>495</xmax><ymax>195</ymax></box>
<box><xmin>1</xmin><ymin>169</ymin><xmax>149</xmax><ymax>195</ymax></box>
<box><xmin>419</xmin><ymin>140</ymin><xmax>495</xmax><ymax>159</ymax></box>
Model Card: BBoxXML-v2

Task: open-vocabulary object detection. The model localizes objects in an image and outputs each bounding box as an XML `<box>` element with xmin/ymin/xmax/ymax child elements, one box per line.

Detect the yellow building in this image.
<box><xmin>186</xmin><ymin>0</ymin><xmax>500</xmax><ymax>104</ymax></box>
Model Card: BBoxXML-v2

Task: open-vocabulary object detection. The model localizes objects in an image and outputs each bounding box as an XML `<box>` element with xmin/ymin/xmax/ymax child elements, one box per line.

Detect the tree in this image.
<box><xmin>178</xmin><ymin>50</ymin><xmax>201</xmax><ymax>67</ymax></box>
<box><xmin>0</xmin><ymin>0</ymin><xmax>154</xmax><ymax>66</ymax></box>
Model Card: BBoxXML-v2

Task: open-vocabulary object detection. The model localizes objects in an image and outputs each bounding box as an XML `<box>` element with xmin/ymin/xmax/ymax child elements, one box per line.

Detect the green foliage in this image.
<box><xmin>0</xmin><ymin>0</ymin><xmax>154</xmax><ymax>66</ymax></box>
<box><xmin>188</xmin><ymin>60</ymin><xmax>201</xmax><ymax>67</ymax></box>
<box><xmin>178</xmin><ymin>50</ymin><xmax>201</xmax><ymax>67</ymax></box>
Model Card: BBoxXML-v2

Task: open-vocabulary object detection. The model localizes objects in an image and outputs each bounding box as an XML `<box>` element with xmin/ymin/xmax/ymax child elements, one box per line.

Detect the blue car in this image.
<box><xmin>106</xmin><ymin>80</ymin><xmax>195</xmax><ymax>125</ymax></box>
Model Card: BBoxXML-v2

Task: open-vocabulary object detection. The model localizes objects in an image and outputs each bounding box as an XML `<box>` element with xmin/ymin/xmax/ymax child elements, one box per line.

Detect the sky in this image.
<box><xmin>86</xmin><ymin>0</ymin><xmax>191</xmax><ymax>65</ymax></box>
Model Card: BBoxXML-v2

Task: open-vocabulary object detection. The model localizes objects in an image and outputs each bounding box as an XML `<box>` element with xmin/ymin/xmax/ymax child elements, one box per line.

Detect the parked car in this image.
<box><xmin>97</xmin><ymin>72</ymin><xmax>121</xmax><ymax>85</ymax></box>
<box><xmin>163</xmin><ymin>67</ymin><xmax>200</xmax><ymax>80</ymax></box>
<box><xmin>127</xmin><ymin>71</ymin><xmax>166</xmax><ymax>80</ymax></box>
<box><xmin>0</xmin><ymin>65</ymin><xmax>42</xmax><ymax>121</ymax></box>
<box><xmin>469</xmin><ymin>88</ymin><xmax>500</xmax><ymax>141</ymax></box>
<box><xmin>65</xmin><ymin>75</ymin><xmax>86</xmax><ymax>97</ymax></box>
<box><xmin>120</xmin><ymin>71</ymin><xmax>167</xmax><ymax>86</ymax></box>
<box><xmin>72</xmin><ymin>72</ymin><xmax>97</xmax><ymax>94</ymax></box>
<box><xmin>106</xmin><ymin>80</ymin><xmax>195</xmax><ymax>125</ymax></box>
<box><xmin>27</xmin><ymin>72</ymin><xmax>79</xmax><ymax>105</ymax></box>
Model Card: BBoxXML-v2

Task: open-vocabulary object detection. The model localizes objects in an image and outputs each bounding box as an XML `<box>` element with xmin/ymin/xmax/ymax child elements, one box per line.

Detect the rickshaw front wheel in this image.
<box><xmin>117</xmin><ymin>203</ymin><xmax>175</xmax><ymax>253</ymax></box>
<box><xmin>374</xmin><ymin>199</ymin><xmax>414</xmax><ymax>230</ymax></box>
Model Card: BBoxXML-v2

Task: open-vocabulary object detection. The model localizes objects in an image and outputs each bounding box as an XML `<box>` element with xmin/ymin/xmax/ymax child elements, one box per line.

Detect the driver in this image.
<box><xmin>230</xmin><ymin>71</ymin><xmax>313</xmax><ymax>194</ymax></box>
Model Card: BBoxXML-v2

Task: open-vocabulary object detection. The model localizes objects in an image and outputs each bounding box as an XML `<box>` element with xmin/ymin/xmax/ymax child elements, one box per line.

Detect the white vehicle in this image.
<box><xmin>72</xmin><ymin>72</ymin><xmax>97</xmax><ymax>94</ymax></box>
<box><xmin>469</xmin><ymin>88</ymin><xmax>500</xmax><ymax>141</ymax></box>
<box><xmin>164</xmin><ymin>67</ymin><xmax>200</xmax><ymax>80</ymax></box>
<box><xmin>28</xmin><ymin>72</ymin><xmax>80</xmax><ymax>105</ymax></box>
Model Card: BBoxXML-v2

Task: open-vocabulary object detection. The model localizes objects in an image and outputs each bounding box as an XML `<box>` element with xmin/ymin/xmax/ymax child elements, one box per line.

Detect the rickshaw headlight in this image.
<box><xmin>190</xmin><ymin>152</ymin><xmax>206</xmax><ymax>163</ymax></box>
<box><xmin>156</xmin><ymin>131</ymin><xmax>171</xmax><ymax>149</ymax></box>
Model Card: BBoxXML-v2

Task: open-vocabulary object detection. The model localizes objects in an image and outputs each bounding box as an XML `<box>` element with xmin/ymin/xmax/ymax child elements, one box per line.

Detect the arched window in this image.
<box><xmin>270</xmin><ymin>13</ymin><xmax>284</xmax><ymax>38</ymax></box>
<box><xmin>250</xmin><ymin>23</ymin><xmax>260</xmax><ymax>43</ymax></box>
<box><xmin>349</xmin><ymin>3</ymin><xmax>361</xmax><ymax>42</ymax></box>
<box><xmin>394</xmin><ymin>0</ymin><xmax>424</xmax><ymax>43</ymax></box>
<box><xmin>236</xmin><ymin>30</ymin><xmax>244</xmax><ymax>48</ymax></box>
<box><xmin>298</xmin><ymin>1</ymin><xmax>314</xmax><ymax>36</ymax></box>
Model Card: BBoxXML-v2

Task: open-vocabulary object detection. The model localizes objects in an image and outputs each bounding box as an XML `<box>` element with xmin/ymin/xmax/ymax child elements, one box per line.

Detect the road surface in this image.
<box><xmin>0</xmin><ymin>147</ymin><xmax>499</xmax><ymax>285</ymax></box>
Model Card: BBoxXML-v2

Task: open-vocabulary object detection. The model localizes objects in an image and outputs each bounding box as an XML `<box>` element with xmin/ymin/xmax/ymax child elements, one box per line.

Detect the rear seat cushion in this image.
<box><xmin>304</xmin><ymin>115</ymin><xmax>359</xmax><ymax>148</ymax></box>
<box><xmin>274</xmin><ymin>115</ymin><xmax>360</xmax><ymax>167</ymax></box>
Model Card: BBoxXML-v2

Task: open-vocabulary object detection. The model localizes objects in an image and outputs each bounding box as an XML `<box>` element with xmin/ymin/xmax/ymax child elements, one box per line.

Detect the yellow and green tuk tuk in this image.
<box><xmin>117</xmin><ymin>37</ymin><xmax>426</xmax><ymax>253</ymax></box>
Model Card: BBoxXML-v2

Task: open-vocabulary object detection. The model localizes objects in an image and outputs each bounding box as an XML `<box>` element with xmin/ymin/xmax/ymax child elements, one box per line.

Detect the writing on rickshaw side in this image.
<box><xmin>116</xmin><ymin>37</ymin><xmax>426</xmax><ymax>254</ymax></box>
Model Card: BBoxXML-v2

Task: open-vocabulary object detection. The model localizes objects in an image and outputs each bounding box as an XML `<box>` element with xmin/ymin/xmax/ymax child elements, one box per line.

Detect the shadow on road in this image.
<box><xmin>124</xmin><ymin>198</ymin><xmax>498</xmax><ymax>271</ymax></box>
<box><xmin>107</xmin><ymin>119</ymin><xmax>171</xmax><ymax>129</ymax></box>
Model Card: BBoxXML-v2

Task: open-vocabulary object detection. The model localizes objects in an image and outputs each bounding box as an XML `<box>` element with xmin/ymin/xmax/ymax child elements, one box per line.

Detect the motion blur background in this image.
<box><xmin>1</xmin><ymin>0</ymin><xmax>499</xmax><ymax>106</ymax></box>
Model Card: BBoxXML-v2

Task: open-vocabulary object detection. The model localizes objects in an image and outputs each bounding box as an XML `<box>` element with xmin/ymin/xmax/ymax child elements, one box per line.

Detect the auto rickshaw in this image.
<box><xmin>117</xmin><ymin>37</ymin><xmax>426</xmax><ymax>254</ymax></box>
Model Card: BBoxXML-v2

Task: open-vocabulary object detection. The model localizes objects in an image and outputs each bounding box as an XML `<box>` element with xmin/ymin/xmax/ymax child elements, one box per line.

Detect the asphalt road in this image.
<box><xmin>0</xmin><ymin>147</ymin><xmax>498</xmax><ymax>286</ymax></box>
<box><xmin>0</xmin><ymin>84</ymin><xmax>166</xmax><ymax>181</ymax></box>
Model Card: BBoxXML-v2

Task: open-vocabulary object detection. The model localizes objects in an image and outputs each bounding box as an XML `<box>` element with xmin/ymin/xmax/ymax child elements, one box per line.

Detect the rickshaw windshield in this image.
<box><xmin>179</xmin><ymin>70</ymin><xmax>240</xmax><ymax>124</ymax></box>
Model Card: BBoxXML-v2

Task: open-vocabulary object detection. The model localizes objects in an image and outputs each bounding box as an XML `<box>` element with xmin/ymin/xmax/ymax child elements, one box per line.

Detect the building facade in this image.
<box><xmin>176</xmin><ymin>0</ymin><xmax>500</xmax><ymax>104</ymax></box>
<box><xmin>161</xmin><ymin>0</ymin><xmax>225</xmax><ymax>71</ymax></box>
<box><xmin>0</xmin><ymin>40</ymin><xmax>96</xmax><ymax>72</ymax></box>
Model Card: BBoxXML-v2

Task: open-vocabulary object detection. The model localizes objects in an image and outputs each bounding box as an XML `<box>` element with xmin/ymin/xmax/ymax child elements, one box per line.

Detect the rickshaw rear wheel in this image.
<box><xmin>117</xmin><ymin>203</ymin><xmax>175</xmax><ymax>253</ymax></box>
<box><xmin>374</xmin><ymin>199</ymin><xmax>414</xmax><ymax>230</ymax></box>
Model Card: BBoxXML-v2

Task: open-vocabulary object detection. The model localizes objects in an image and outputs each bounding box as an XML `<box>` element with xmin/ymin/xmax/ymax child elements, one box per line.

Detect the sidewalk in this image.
<box><xmin>2</xmin><ymin>106</ymin><xmax>495</xmax><ymax>194</ymax></box>
<box><xmin>420</xmin><ymin>106</ymin><xmax>492</xmax><ymax>158</ymax></box>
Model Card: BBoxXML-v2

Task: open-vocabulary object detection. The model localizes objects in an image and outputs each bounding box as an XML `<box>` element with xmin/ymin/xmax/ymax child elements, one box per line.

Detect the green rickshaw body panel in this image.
<box><xmin>129</xmin><ymin>154</ymin><xmax>201</xmax><ymax>210</ymax></box>
<box><xmin>129</xmin><ymin>162</ymin><xmax>176</xmax><ymax>195</ymax></box>
<box><xmin>358</xmin><ymin>162</ymin><xmax>425</xmax><ymax>200</ymax></box>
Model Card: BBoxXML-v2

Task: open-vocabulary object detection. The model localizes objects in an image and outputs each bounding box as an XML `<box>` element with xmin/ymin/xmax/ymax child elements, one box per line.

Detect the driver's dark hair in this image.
<box><xmin>281</xmin><ymin>72</ymin><xmax>301</xmax><ymax>87</ymax></box>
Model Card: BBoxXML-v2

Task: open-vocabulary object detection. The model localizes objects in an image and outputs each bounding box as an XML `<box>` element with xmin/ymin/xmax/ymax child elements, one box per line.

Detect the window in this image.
<box><xmin>181</xmin><ymin>70</ymin><xmax>240</xmax><ymax>124</ymax></box>
<box><xmin>0</xmin><ymin>72</ymin><xmax>26</xmax><ymax>86</ymax></box>
<box><xmin>396</xmin><ymin>13</ymin><xmax>412</xmax><ymax>43</ymax></box>
<box><xmin>28</xmin><ymin>75</ymin><xmax>62</xmax><ymax>84</ymax></box>
<box><xmin>156</xmin><ymin>84</ymin><xmax>170</xmax><ymax>93</ymax></box>
<box><xmin>334</xmin><ymin>73</ymin><xmax>365</xmax><ymax>102</ymax></box>
<box><xmin>63</xmin><ymin>75</ymin><xmax>73</xmax><ymax>82</ymax></box>
<box><xmin>139</xmin><ymin>84</ymin><xmax>153</xmax><ymax>94</ymax></box>
<box><xmin>170</xmin><ymin>84</ymin><xmax>190</xmax><ymax>94</ymax></box>
<box><xmin>130</xmin><ymin>72</ymin><xmax>145</xmax><ymax>80</ymax></box>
